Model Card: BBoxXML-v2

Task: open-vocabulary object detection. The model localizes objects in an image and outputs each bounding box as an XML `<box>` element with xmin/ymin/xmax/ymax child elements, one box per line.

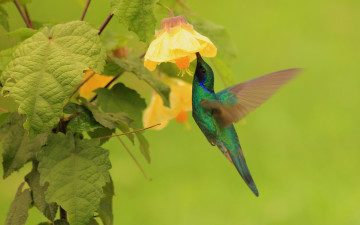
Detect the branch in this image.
<box><xmin>0</xmin><ymin>107</ymin><xmax>8</xmax><ymax>113</ymax></box>
<box><xmin>91</xmin><ymin>123</ymin><xmax>161</xmax><ymax>140</ymax></box>
<box><xmin>98</xmin><ymin>13</ymin><xmax>113</xmax><ymax>35</ymax></box>
<box><xmin>117</xmin><ymin>137</ymin><xmax>151</xmax><ymax>181</ymax></box>
<box><xmin>13</xmin><ymin>0</ymin><xmax>33</xmax><ymax>29</ymax></box>
<box><xmin>80</xmin><ymin>0</ymin><xmax>91</xmax><ymax>21</ymax></box>
<box><xmin>89</xmin><ymin>72</ymin><xmax>123</xmax><ymax>103</ymax></box>
<box><xmin>23</xmin><ymin>5</ymin><xmax>34</xmax><ymax>28</ymax></box>
<box><xmin>71</xmin><ymin>70</ymin><xmax>96</xmax><ymax>97</ymax></box>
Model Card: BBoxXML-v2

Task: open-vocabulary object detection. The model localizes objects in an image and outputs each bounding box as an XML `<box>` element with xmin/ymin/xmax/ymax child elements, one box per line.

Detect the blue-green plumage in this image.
<box><xmin>192</xmin><ymin>52</ymin><xmax>301</xmax><ymax>196</ymax></box>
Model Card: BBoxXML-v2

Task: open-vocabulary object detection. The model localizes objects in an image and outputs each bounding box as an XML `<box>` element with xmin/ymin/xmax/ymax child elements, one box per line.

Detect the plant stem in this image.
<box><xmin>80</xmin><ymin>0</ymin><xmax>91</xmax><ymax>21</ymax></box>
<box><xmin>89</xmin><ymin>72</ymin><xmax>123</xmax><ymax>103</ymax></box>
<box><xmin>60</xmin><ymin>206</ymin><xmax>68</xmax><ymax>221</ymax></box>
<box><xmin>157</xmin><ymin>2</ymin><xmax>174</xmax><ymax>17</ymax></box>
<box><xmin>13</xmin><ymin>0</ymin><xmax>33</xmax><ymax>29</ymax></box>
<box><xmin>23</xmin><ymin>5</ymin><xmax>34</xmax><ymax>28</ymax></box>
<box><xmin>117</xmin><ymin>137</ymin><xmax>152</xmax><ymax>181</ymax></box>
<box><xmin>91</xmin><ymin>123</ymin><xmax>161</xmax><ymax>140</ymax></box>
<box><xmin>71</xmin><ymin>70</ymin><xmax>96</xmax><ymax>97</ymax></box>
<box><xmin>0</xmin><ymin>107</ymin><xmax>8</xmax><ymax>113</ymax></box>
<box><xmin>98</xmin><ymin>13</ymin><xmax>113</xmax><ymax>35</ymax></box>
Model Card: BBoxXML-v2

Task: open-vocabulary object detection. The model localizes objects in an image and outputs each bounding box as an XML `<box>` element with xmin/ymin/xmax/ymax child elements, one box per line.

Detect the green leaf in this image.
<box><xmin>7</xmin><ymin>27</ymin><xmax>38</xmax><ymax>40</ymax></box>
<box><xmin>0</xmin><ymin>112</ymin><xmax>47</xmax><ymax>178</ymax></box>
<box><xmin>87</xmin><ymin>127</ymin><xmax>115</xmax><ymax>145</ymax></box>
<box><xmin>110</xmin><ymin>56</ymin><xmax>170</xmax><ymax>107</ymax></box>
<box><xmin>0</xmin><ymin>111</ymin><xmax>8</xmax><ymax>125</ymax></box>
<box><xmin>54</xmin><ymin>220</ymin><xmax>70</xmax><ymax>225</ymax></box>
<box><xmin>135</xmin><ymin>132</ymin><xmax>150</xmax><ymax>163</ymax></box>
<box><xmin>25</xmin><ymin>163</ymin><xmax>58</xmax><ymax>221</ymax></box>
<box><xmin>110</xmin><ymin>0</ymin><xmax>156</xmax><ymax>42</ymax></box>
<box><xmin>5</xmin><ymin>182</ymin><xmax>32</xmax><ymax>225</ymax></box>
<box><xmin>210</xmin><ymin>57</ymin><xmax>235</xmax><ymax>87</ymax></box>
<box><xmin>81</xmin><ymin>98</ymin><xmax>133</xmax><ymax>130</ymax></box>
<box><xmin>18</xmin><ymin>0</ymin><xmax>32</xmax><ymax>4</ymax></box>
<box><xmin>0</xmin><ymin>6</ymin><xmax>9</xmax><ymax>31</ymax></box>
<box><xmin>98</xmin><ymin>177</ymin><xmax>114</xmax><ymax>225</ymax></box>
<box><xmin>95</xmin><ymin>83</ymin><xmax>150</xmax><ymax>161</ymax></box>
<box><xmin>2</xmin><ymin>21</ymin><xmax>106</xmax><ymax>137</ymax></box>
<box><xmin>95</xmin><ymin>83</ymin><xmax>146</xmax><ymax>128</ymax></box>
<box><xmin>38</xmin><ymin>133</ymin><xmax>111</xmax><ymax>225</ymax></box>
<box><xmin>38</xmin><ymin>222</ymin><xmax>52</xmax><ymax>225</ymax></box>
<box><xmin>0</xmin><ymin>45</ymin><xmax>17</xmax><ymax>72</ymax></box>
<box><xmin>103</xmin><ymin>60</ymin><xmax>124</xmax><ymax>76</ymax></box>
<box><xmin>0</xmin><ymin>0</ymin><xmax>12</xmax><ymax>4</ymax></box>
<box><xmin>87</xmin><ymin>219</ymin><xmax>100</xmax><ymax>225</ymax></box>
<box><xmin>64</xmin><ymin>102</ymin><xmax>102</xmax><ymax>133</ymax></box>
<box><xmin>101</xmin><ymin>31</ymin><xmax>133</xmax><ymax>51</ymax></box>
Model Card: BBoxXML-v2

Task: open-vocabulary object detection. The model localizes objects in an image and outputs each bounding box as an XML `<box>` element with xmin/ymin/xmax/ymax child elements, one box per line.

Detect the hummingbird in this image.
<box><xmin>192</xmin><ymin>52</ymin><xmax>301</xmax><ymax>196</ymax></box>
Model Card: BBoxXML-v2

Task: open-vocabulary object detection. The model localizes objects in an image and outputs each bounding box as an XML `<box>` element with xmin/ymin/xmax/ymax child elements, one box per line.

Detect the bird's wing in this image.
<box><xmin>201</xmin><ymin>68</ymin><xmax>302</xmax><ymax>127</ymax></box>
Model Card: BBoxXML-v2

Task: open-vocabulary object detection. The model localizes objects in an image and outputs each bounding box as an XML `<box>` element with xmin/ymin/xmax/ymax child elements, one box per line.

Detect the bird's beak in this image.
<box><xmin>196</xmin><ymin>52</ymin><xmax>203</xmax><ymax>63</ymax></box>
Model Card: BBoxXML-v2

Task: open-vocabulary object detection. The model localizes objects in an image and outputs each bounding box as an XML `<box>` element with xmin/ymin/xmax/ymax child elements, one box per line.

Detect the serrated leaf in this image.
<box><xmin>2</xmin><ymin>21</ymin><xmax>106</xmax><ymax>137</ymax></box>
<box><xmin>110</xmin><ymin>0</ymin><xmax>156</xmax><ymax>42</ymax></box>
<box><xmin>210</xmin><ymin>57</ymin><xmax>235</xmax><ymax>87</ymax></box>
<box><xmin>135</xmin><ymin>132</ymin><xmax>150</xmax><ymax>163</ymax></box>
<box><xmin>0</xmin><ymin>112</ymin><xmax>47</xmax><ymax>178</ymax></box>
<box><xmin>64</xmin><ymin>102</ymin><xmax>102</xmax><ymax>133</ymax></box>
<box><xmin>25</xmin><ymin>163</ymin><xmax>58</xmax><ymax>221</ymax></box>
<box><xmin>110</xmin><ymin>56</ymin><xmax>170</xmax><ymax>107</ymax></box>
<box><xmin>98</xmin><ymin>177</ymin><xmax>114</xmax><ymax>225</ymax></box>
<box><xmin>38</xmin><ymin>133</ymin><xmax>111</xmax><ymax>225</ymax></box>
<box><xmin>95</xmin><ymin>83</ymin><xmax>146</xmax><ymax>129</ymax></box>
<box><xmin>7</xmin><ymin>27</ymin><xmax>37</xmax><ymax>40</ymax></box>
<box><xmin>5</xmin><ymin>182</ymin><xmax>32</xmax><ymax>225</ymax></box>
<box><xmin>81</xmin><ymin>98</ymin><xmax>133</xmax><ymax>129</ymax></box>
<box><xmin>0</xmin><ymin>6</ymin><xmax>9</xmax><ymax>31</ymax></box>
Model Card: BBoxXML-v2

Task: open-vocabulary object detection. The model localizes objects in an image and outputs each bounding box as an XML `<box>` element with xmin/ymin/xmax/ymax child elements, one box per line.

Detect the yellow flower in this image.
<box><xmin>143</xmin><ymin>76</ymin><xmax>192</xmax><ymax>130</ymax></box>
<box><xmin>144</xmin><ymin>15</ymin><xmax>217</xmax><ymax>74</ymax></box>
<box><xmin>79</xmin><ymin>70</ymin><xmax>115</xmax><ymax>99</ymax></box>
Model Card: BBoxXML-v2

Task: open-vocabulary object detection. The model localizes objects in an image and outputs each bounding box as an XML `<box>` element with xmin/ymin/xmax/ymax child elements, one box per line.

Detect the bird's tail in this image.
<box><xmin>218</xmin><ymin>142</ymin><xmax>259</xmax><ymax>197</ymax></box>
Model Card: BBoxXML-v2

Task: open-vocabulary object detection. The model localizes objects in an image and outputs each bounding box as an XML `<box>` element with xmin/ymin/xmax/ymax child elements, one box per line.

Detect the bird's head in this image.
<box><xmin>194</xmin><ymin>52</ymin><xmax>214</xmax><ymax>91</ymax></box>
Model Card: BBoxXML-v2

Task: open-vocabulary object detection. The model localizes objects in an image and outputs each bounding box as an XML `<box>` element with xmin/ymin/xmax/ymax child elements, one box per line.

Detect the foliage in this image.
<box><xmin>0</xmin><ymin>0</ymin><xmax>237</xmax><ymax>224</ymax></box>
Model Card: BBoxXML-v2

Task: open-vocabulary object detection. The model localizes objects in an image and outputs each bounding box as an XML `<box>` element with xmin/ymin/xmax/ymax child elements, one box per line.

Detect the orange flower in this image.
<box><xmin>143</xmin><ymin>76</ymin><xmax>192</xmax><ymax>130</ymax></box>
<box><xmin>79</xmin><ymin>70</ymin><xmax>115</xmax><ymax>99</ymax></box>
<box><xmin>144</xmin><ymin>15</ymin><xmax>217</xmax><ymax>75</ymax></box>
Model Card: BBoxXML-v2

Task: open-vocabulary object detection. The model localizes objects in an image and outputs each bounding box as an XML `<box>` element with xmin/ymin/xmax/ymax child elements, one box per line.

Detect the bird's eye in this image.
<box><xmin>201</xmin><ymin>67</ymin><xmax>206</xmax><ymax>74</ymax></box>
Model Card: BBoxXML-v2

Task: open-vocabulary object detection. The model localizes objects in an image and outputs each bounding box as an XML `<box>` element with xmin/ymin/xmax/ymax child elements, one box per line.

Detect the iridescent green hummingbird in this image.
<box><xmin>192</xmin><ymin>52</ymin><xmax>301</xmax><ymax>196</ymax></box>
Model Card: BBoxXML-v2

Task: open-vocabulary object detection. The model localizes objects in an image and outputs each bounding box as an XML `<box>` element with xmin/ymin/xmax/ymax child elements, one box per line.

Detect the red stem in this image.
<box><xmin>80</xmin><ymin>0</ymin><xmax>91</xmax><ymax>21</ymax></box>
<box><xmin>13</xmin><ymin>0</ymin><xmax>33</xmax><ymax>29</ymax></box>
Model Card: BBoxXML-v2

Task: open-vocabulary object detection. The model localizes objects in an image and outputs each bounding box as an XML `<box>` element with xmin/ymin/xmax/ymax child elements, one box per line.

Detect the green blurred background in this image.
<box><xmin>1</xmin><ymin>0</ymin><xmax>360</xmax><ymax>224</ymax></box>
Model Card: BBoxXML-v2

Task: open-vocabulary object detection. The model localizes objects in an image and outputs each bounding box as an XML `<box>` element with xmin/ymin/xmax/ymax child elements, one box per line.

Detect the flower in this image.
<box><xmin>143</xmin><ymin>75</ymin><xmax>192</xmax><ymax>130</ymax></box>
<box><xmin>144</xmin><ymin>15</ymin><xmax>217</xmax><ymax>75</ymax></box>
<box><xmin>79</xmin><ymin>70</ymin><xmax>115</xmax><ymax>99</ymax></box>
